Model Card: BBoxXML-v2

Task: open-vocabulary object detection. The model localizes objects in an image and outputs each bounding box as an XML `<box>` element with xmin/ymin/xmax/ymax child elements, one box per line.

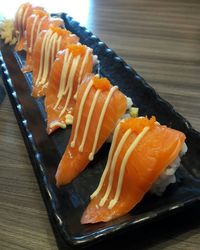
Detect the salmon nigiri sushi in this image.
<box><xmin>14</xmin><ymin>2</ymin><xmax>44</xmax><ymax>51</ymax></box>
<box><xmin>32</xmin><ymin>27</ymin><xmax>79</xmax><ymax>98</ymax></box>
<box><xmin>55</xmin><ymin>75</ymin><xmax>127</xmax><ymax>186</ymax></box>
<box><xmin>45</xmin><ymin>44</ymin><xmax>94</xmax><ymax>134</ymax></box>
<box><xmin>22</xmin><ymin>9</ymin><xmax>64</xmax><ymax>73</ymax></box>
<box><xmin>81</xmin><ymin>116</ymin><xmax>187</xmax><ymax>224</ymax></box>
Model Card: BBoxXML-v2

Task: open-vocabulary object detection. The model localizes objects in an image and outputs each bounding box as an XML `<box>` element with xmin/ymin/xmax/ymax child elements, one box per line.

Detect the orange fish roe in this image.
<box><xmin>50</xmin><ymin>26</ymin><xmax>71</xmax><ymax>36</ymax></box>
<box><xmin>67</xmin><ymin>44</ymin><xmax>87</xmax><ymax>57</ymax></box>
<box><xmin>33</xmin><ymin>9</ymin><xmax>48</xmax><ymax>18</ymax></box>
<box><xmin>120</xmin><ymin>116</ymin><xmax>156</xmax><ymax>134</ymax></box>
<box><xmin>92</xmin><ymin>76</ymin><xmax>112</xmax><ymax>91</ymax></box>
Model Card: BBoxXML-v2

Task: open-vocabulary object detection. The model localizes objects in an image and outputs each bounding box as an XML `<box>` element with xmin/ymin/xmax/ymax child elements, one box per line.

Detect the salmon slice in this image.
<box><xmin>22</xmin><ymin>9</ymin><xmax>64</xmax><ymax>73</ymax></box>
<box><xmin>81</xmin><ymin>117</ymin><xmax>186</xmax><ymax>224</ymax></box>
<box><xmin>32</xmin><ymin>27</ymin><xmax>79</xmax><ymax>98</ymax></box>
<box><xmin>14</xmin><ymin>2</ymin><xmax>44</xmax><ymax>51</ymax></box>
<box><xmin>45</xmin><ymin>44</ymin><xmax>93</xmax><ymax>134</ymax></box>
<box><xmin>55</xmin><ymin>75</ymin><xmax>127</xmax><ymax>186</ymax></box>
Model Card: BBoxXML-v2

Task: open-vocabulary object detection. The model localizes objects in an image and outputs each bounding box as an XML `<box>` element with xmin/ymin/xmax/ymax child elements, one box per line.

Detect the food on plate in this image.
<box><xmin>81</xmin><ymin>116</ymin><xmax>187</xmax><ymax>223</ymax></box>
<box><xmin>32</xmin><ymin>26</ymin><xmax>79</xmax><ymax>97</ymax></box>
<box><xmin>55</xmin><ymin>74</ymin><xmax>127</xmax><ymax>186</ymax></box>
<box><xmin>14</xmin><ymin>2</ymin><xmax>44</xmax><ymax>51</ymax></box>
<box><xmin>0</xmin><ymin>18</ymin><xmax>17</xmax><ymax>45</ymax></box>
<box><xmin>45</xmin><ymin>44</ymin><xmax>94</xmax><ymax>134</ymax></box>
<box><xmin>22</xmin><ymin>9</ymin><xmax>64</xmax><ymax>72</ymax></box>
<box><xmin>11</xmin><ymin>2</ymin><xmax>189</xmax><ymax>227</ymax></box>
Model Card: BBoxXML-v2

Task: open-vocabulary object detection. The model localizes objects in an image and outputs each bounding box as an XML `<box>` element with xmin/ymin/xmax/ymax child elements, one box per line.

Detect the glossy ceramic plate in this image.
<box><xmin>1</xmin><ymin>13</ymin><xmax>200</xmax><ymax>248</ymax></box>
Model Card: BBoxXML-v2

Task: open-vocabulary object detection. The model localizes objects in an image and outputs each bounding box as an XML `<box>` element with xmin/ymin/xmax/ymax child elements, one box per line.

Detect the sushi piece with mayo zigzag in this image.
<box><xmin>81</xmin><ymin>116</ymin><xmax>187</xmax><ymax>223</ymax></box>
<box><xmin>22</xmin><ymin>9</ymin><xmax>64</xmax><ymax>73</ymax></box>
<box><xmin>45</xmin><ymin>44</ymin><xmax>94</xmax><ymax>134</ymax></box>
<box><xmin>14</xmin><ymin>2</ymin><xmax>44</xmax><ymax>51</ymax></box>
<box><xmin>32</xmin><ymin>26</ymin><xmax>79</xmax><ymax>97</ymax></box>
<box><xmin>55</xmin><ymin>74</ymin><xmax>127</xmax><ymax>186</ymax></box>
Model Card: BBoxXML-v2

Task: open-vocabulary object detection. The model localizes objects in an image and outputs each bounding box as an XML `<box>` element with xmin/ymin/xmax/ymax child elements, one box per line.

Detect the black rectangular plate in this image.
<box><xmin>1</xmin><ymin>13</ymin><xmax>200</xmax><ymax>249</ymax></box>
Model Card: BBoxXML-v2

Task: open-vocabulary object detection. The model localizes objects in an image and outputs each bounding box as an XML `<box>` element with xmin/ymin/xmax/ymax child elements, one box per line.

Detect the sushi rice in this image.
<box><xmin>150</xmin><ymin>142</ymin><xmax>188</xmax><ymax>196</ymax></box>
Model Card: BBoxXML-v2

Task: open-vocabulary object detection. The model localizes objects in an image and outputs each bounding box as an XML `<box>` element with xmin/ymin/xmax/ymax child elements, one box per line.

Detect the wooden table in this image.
<box><xmin>0</xmin><ymin>0</ymin><xmax>200</xmax><ymax>249</ymax></box>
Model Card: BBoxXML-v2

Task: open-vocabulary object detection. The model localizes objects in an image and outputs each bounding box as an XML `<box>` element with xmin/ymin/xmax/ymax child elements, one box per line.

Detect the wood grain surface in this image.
<box><xmin>0</xmin><ymin>0</ymin><xmax>200</xmax><ymax>249</ymax></box>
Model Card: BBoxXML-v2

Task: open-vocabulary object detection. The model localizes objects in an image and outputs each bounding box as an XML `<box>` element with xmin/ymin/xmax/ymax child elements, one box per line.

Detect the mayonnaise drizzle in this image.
<box><xmin>79</xmin><ymin>89</ymin><xmax>101</xmax><ymax>153</ymax></box>
<box><xmin>73</xmin><ymin>92</ymin><xmax>77</xmax><ymax>100</ymax></box>
<box><xmin>54</xmin><ymin>48</ymin><xmax>91</xmax><ymax>116</ymax></box>
<box><xmin>89</xmin><ymin>86</ymin><xmax>118</xmax><ymax>161</ymax></box>
<box><xmin>90</xmin><ymin>123</ymin><xmax>121</xmax><ymax>199</ymax></box>
<box><xmin>29</xmin><ymin>15</ymin><xmax>38</xmax><ymax>52</ymax></box>
<box><xmin>99</xmin><ymin>128</ymin><xmax>132</xmax><ymax>207</ymax></box>
<box><xmin>17</xmin><ymin>5</ymin><xmax>23</xmax><ymax>32</ymax></box>
<box><xmin>65</xmin><ymin>114</ymin><xmax>73</xmax><ymax>124</ymax></box>
<box><xmin>108</xmin><ymin>126</ymin><xmax>150</xmax><ymax>209</ymax></box>
<box><xmin>22</xmin><ymin>5</ymin><xmax>29</xmax><ymax>30</ymax></box>
<box><xmin>51</xmin><ymin>32</ymin><xmax>57</xmax><ymax>65</ymax></box>
<box><xmin>49</xmin><ymin>121</ymin><xmax>66</xmax><ymax>129</ymax></box>
<box><xmin>70</xmin><ymin>80</ymin><xmax>94</xmax><ymax>148</ymax></box>
<box><xmin>59</xmin><ymin>55</ymin><xmax>81</xmax><ymax>117</ymax></box>
<box><xmin>32</xmin><ymin>15</ymin><xmax>48</xmax><ymax>55</ymax></box>
<box><xmin>53</xmin><ymin>51</ymin><xmax>71</xmax><ymax>109</ymax></box>
<box><xmin>56</xmin><ymin>35</ymin><xmax>62</xmax><ymax>52</ymax></box>
<box><xmin>40</xmin><ymin>32</ymin><xmax>58</xmax><ymax>85</ymax></box>
<box><xmin>78</xmin><ymin>48</ymin><xmax>91</xmax><ymax>84</ymax></box>
<box><xmin>36</xmin><ymin>15</ymin><xmax>47</xmax><ymax>37</ymax></box>
<box><xmin>50</xmin><ymin>34</ymin><xmax>62</xmax><ymax>72</ymax></box>
<box><xmin>35</xmin><ymin>31</ymin><xmax>50</xmax><ymax>86</ymax></box>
